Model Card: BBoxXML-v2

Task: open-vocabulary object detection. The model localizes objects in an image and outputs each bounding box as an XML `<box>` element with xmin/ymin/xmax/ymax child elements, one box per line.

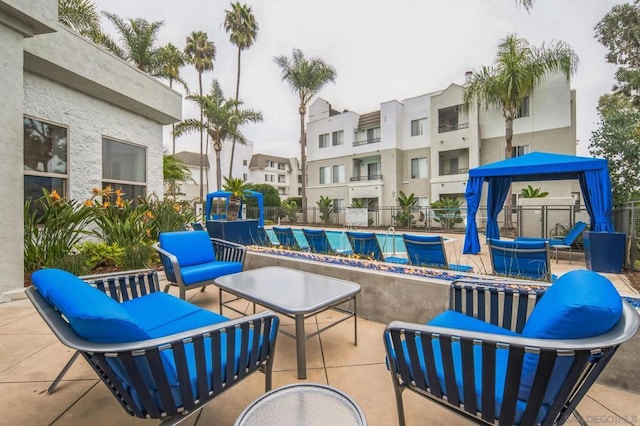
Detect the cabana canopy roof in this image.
<box><xmin>463</xmin><ymin>152</ymin><xmax>613</xmax><ymax>254</ymax></box>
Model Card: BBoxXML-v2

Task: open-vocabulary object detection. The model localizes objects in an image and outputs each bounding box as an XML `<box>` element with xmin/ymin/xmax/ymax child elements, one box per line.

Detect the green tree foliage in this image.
<box><xmin>224</xmin><ymin>2</ymin><xmax>259</xmax><ymax>178</ymax></box>
<box><xmin>174</xmin><ymin>80</ymin><xmax>262</xmax><ymax>191</ymax></box>
<box><xmin>394</xmin><ymin>191</ymin><xmax>417</xmax><ymax>228</ymax></box>
<box><xmin>246</xmin><ymin>184</ymin><xmax>281</xmax><ymax>207</ymax></box>
<box><xmin>590</xmin><ymin>93</ymin><xmax>640</xmax><ymax>203</ymax></box>
<box><xmin>274</xmin><ymin>48</ymin><xmax>337</xmax><ymax>223</ymax></box>
<box><xmin>317</xmin><ymin>195</ymin><xmax>333</xmax><ymax>225</ymax></box>
<box><xmin>281</xmin><ymin>200</ymin><xmax>298</xmax><ymax>223</ymax></box>
<box><xmin>163</xmin><ymin>154</ymin><xmax>193</xmax><ymax>197</ymax></box>
<box><xmin>184</xmin><ymin>31</ymin><xmax>216</xmax><ymax>200</ymax></box>
<box><xmin>431</xmin><ymin>197</ymin><xmax>464</xmax><ymax>230</ymax></box>
<box><xmin>595</xmin><ymin>1</ymin><xmax>640</xmax><ymax>105</ymax></box>
<box><xmin>521</xmin><ymin>185</ymin><xmax>549</xmax><ymax>198</ymax></box>
<box><xmin>58</xmin><ymin>0</ymin><xmax>100</xmax><ymax>35</ymax></box>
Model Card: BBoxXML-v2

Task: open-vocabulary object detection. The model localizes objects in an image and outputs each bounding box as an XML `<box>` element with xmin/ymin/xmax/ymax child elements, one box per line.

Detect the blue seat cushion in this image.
<box><xmin>180</xmin><ymin>261</ymin><xmax>243</xmax><ymax>285</ymax></box>
<box><xmin>448</xmin><ymin>264</ymin><xmax>473</xmax><ymax>272</ymax></box>
<box><xmin>31</xmin><ymin>269</ymin><xmax>148</xmax><ymax>343</ymax></box>
<box><xmin>385</xmin><ymin>256</ymin><xmax>409</xmax><ymax>264</ymax></box>
<box><xmin>159</xmin><ymin>231</ymin><xmax>216</xmax><ymax>267</ymax></box>
<box><xmin>122</xmin><ymin>292</ymin><xmax>228</xmax><ymax>337</ymax></box>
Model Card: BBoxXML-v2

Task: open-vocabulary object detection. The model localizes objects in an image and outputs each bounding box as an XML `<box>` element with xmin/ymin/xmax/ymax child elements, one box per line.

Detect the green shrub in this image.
<box><xmin>431</xmin><ymin>197</ymin><xmax>463</xmax><ymax>230</ymax></box>
<box><xmin>76</xmin><ymin>241</ymin><xmax>124</xmax><ymax>270</ymax></box>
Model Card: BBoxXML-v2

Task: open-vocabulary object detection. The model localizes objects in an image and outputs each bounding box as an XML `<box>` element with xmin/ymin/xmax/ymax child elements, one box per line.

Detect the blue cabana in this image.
<box><xmin>205</xmin><ymin>190</ymin><xmax>264</xmax><ymax>227</ymax></box>
<box><xmin>463</xmin><ymin>152</ymin><xmax>614</xmax><ymax>254</ymax></box>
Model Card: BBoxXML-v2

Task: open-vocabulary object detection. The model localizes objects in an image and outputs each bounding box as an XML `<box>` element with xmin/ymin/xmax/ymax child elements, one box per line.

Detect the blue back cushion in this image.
<box><xmin>303</xmin><ymin>229</ymin><xmax>330</xmax><ymax>253</ymax></box>
<box><xmin>32</xmin><ymin>269</ymin><xmax>149</xmax><ymax>343</ymax></box>
<box><xmin>490</xmin><ymin>239</ymin><xmax>550</xmax><ymax>279</ymax></box>
<box><xmin>520</xmin><ymin>269</ymin><xmax>623</xmax><ymax>403</ymax></box>
<box><xmin>563</xmin><ymin>221</ymin><xmax>587</xmax><ymax>245</ymax></box>
<box><xmin>273</xmin><ymin>227</ymin><xmax>297</xmax><ymax>248</ymax></box>
<box><xmin>404</xmin><ymin>234</ymin><xmax>447</xmax><ymax>267</ymax></box>
<box><xmin>159</xmin><ymin>231</ymin><xmax>216</xmax><ymax>267</ymax></box>
<box><xmin>347</xmin><ymin>231</ymin><xmax>383</xmax><ymax>261</ymax></box>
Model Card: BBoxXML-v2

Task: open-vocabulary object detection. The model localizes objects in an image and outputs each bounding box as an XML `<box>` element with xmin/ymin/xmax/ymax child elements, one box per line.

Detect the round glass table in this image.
<box><xmin>235</xmin><ymin>383</ymin><xmax>367</xmax><ymax>426</ymax></box>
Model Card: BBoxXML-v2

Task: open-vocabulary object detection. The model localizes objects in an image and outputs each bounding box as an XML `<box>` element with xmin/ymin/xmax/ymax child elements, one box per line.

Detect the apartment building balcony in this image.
<box><xmin>350</xmin><ymin>174</ymin><xmax>383</xmax><ymax>182</ymax></box>
<box><xmin>438</xmin><ymin>122</ymin><xmax>469</xmax><ymax>133</ymax></box>
<box><xmin>353</xmin><ymin>137</ymin><xmax>380</xmax><ymax>147</ymax></box>
<box><xmin>439</xmin><ymin>168</ymin><xmax>469</xmax><ymax>176</ymax></box>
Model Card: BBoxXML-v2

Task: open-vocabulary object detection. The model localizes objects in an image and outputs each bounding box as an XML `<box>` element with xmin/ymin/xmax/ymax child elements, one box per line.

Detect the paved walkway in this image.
<box><xmin>1</xmin><ymin>284</ymin><xmax>639</xmax><ymax>425</ymax></box>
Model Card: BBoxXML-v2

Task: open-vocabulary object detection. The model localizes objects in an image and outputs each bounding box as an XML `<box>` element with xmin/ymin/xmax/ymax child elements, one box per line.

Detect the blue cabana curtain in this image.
<box><xmin>486</xmin><ymin>177</ymin><xmax>513</xmax><ymax>240</ymax></box>
<box><xmin>579</xmin><ymin>169</ymin><xmax>614</xmax><ymax>232</ymax></box>
<box><xmin>463</xmin><ymin>177</ymin><xmax>484</xmax><ymax>254</ymax></box>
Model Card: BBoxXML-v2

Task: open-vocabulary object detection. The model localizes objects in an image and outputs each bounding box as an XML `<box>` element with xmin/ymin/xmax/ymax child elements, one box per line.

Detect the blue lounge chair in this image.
<box><xmin>384</xmin><ymin>270</ymin><xmax>639</xmax><ymax>426</ymax></box>
<box><xmin>346</xmin><ymin>231</ymin><xmax>408</xmax><ymax>264</ymax></box>
<box><xmin>255</xmin><ymin>226</ymin><xmax>273</xmax><ymax>246</ymax></box>
<box><xmin>302</xmin><ymin>228</ymin><xmax>353</xmax><ymax>255</ymax></box>
<box><xmin>154</xmin><ymin>230</ymin><xmax>245</xmax><ymax>299</ymax></box>
<box><xmin>516</xmin><ymin>221</ymin><xmax>587</xmax><ymax>264</ymax></box>
<box><xmin>191</xmin><ymin>222</ymin><xmax>205</xmax><ymax>231</ymax></box>
<box><xmin>272</xmin><ymin>227</ymin><xmax>309</xmax><ymax>251</ymax></box>
<box><xmin>403</xmin><ymin>234</ymin><xmax>472</xmax><ymax>272</ymax></box>
<box><xmin>488</xmin><ymin>238</ymin><xmax>554</xmax><ymax>282</ymax></box>
<box><xmin>27</xmin><ymin>268</ymin><xmax>279</xmax><ymax>423</ymax></box>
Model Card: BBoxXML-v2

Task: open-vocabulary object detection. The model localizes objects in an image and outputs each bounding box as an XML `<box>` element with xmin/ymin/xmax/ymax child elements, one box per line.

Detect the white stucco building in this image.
<box><xmin>1</xmin><ymin>0</ymin><xmax>181</xmax><ymax>298</ymax></box>
<box><xmin>306</xmin><ymin>73</ymin><xmax>578</xmax><ymax>225</ymax></box>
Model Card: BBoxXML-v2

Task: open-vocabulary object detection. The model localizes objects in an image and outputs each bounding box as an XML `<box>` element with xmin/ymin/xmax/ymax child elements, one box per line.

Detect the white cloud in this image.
<box><xmin>93</xmin><ymin>0</ymin><xmax>624</xmax><ymax>158</ymax></box>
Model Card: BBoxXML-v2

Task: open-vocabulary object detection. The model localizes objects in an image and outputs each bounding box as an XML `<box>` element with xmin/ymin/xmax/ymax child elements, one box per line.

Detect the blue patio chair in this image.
<box><xmin>384</xmin><ymin>270</ymin><xmax>640</xmax><ymax>426</ymax></box>
<box><xmin>346</xmin><ymin>231</ymin><xmax>408</xmax><ymax>264</ymax></box>
<box><xmin>27</xmin><ymin>268</ymin><xmax>279</xmax><ymax>424</ymax></box>
<box><xmin>154</xmin><ymin>230</ymin><xmax>245</xmax><ymax>299</ymax></box>
<box><xmin>488</xmin><ymin>238</ymin><xmax>555</xmax><ymax>282</ymax></box>
<box><xmin>516</xmin><ymin>221</ymin><xmax>587</xmax><ymax>264</ymax></box>
<box><xmin>302</xmin><ymin>228</ymin><xmax>353</xmax><ymax>255</ymax></box>
<box><xmin>403</xmin><ymin>234</ymin><xmax>472</xmax><ymax>272</ymax></box>
<box><xmin>254</xmin><ymin>226</ymin><xmax>272</xmax><ymax>246</ymax></box>
<box><xmin>272</xmin><ymin>227</ymin><xmax>309</xmax><ymax>251</ymax></box>
<box><xmin>191</xmin><ymin>222</ymin><xmax>205</xmax><ymax>231</ymax></box>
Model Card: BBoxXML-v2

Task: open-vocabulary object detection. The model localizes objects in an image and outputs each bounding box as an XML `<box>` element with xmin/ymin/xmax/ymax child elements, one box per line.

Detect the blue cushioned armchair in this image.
<box><xmin>154</xmin><ymin>230</ymin><xmax>245</xmax><ymax>300</ymax></box>
<box><xmin>27</xmin><ymin>268</ymin><xmax>279</xmax><ymax>424</ymax></box>
<box><xmin>384</xmin><ymin>270</ymin><xmax>639</xmax><ymax>426</ymax></box>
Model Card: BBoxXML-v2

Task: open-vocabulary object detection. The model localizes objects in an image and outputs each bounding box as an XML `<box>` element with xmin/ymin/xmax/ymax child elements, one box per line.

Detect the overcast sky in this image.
<box><xmin>91</xmin><ymin>0</ymin><xmax>624</xmax><ymax>159</ymax></box>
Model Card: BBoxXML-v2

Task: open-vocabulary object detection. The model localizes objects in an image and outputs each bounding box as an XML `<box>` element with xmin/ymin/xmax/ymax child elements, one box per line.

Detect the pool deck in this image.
<box><xmin>1</xmin><ymin>231</ymin><xmax>638</xmax><ymax>425</ymax></box>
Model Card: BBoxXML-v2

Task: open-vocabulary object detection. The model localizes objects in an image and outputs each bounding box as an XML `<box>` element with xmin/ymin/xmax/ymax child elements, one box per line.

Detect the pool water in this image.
<box><xmin>265</xmin><ymin>228</ymin><xmax>407</xmax><ymax>255</ymax></box>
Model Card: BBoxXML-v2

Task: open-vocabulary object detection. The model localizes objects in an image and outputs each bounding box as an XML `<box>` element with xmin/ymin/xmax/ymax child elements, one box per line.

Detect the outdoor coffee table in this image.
<box><xmin>234</xmin><ymin>383</ymin><xmax>367</xmax><ymax>426</ymax></box>
<box><xmin>214</xmin><ymin>266</ymin><xmax>360</xmax><ymax>379</ymax></box>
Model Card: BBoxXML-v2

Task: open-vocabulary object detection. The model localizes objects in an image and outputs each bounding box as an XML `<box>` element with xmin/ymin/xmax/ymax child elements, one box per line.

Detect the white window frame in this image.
<box><xmin>332</xmin><ymin>164</ymin><xmax>345</xmax><ymax>183</ymax></box>
<box><xmin>512</xmin><ymin>145</ymin><xmax>530</xmax><ymax>158</ymax></box>
<box><xmin>332</xmin><ymin>130</ymin><xmax>344</xmax><ymax>146</ymax></box>
<box><xmin>411</xmin><ymin>118</ymin><xmax>427</xmax><ymax>136</ymax></box>
<box><xmin>411</xmin><ymin>157</ymin><xmax>428</xmax><ymax>179</ymax></box>
<box><xmin>319</xmin><ymin>133</ymin><xmax>330</xmax><ymax>148</ymax></box>
<box><xmin>102</xmin><ymin>136</ymin><xmax>147</xmax><ymax>198</ymax></box>
<box><xmin>319</xmin><ymin>166</ymin><xmax>330</xmax><ymax>184</ymax></box>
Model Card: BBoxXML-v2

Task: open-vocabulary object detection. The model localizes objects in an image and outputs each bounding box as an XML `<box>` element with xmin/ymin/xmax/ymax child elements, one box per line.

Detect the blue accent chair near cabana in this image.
<box><xmin>516</xmin><ymin>221</ymin><xmax>587</xmax><ymax>264</ymax></box>
<box><xmin>384</xmin><ymin>270</ymin><xmax>640</xmax><ymax>425</ymax></box>
<box><xmin>403</xmin><ymin>234</ymin><xmax>472</xmax><ymax>272</ymax></box>
<box><xmin>302</xmin><ymin>228</ymin><xmax>353</xmax><ymax>255</ymax></box>
<box><xmin>272</xmin><ymin>227</ymin><xmax>309</xmax><ymax>251</ymax></box>
<box><xmin>27</xmin><ymin>268</ymin><xmax>279</xmax><ymax>423</ymax></box>
<box><xmin>154</xmin><ymin>230</ymin><xmax>245</xmax><ymax>300</ymax></box>
<box><xmin>346</xmin><ymin>231</ymin><xmax>408</xmax><ymax>264</ymax></box>
<box><xmin>488</xmin><ymin>238</ymin><xmax>555</xmax><ymax>282</ymax></box>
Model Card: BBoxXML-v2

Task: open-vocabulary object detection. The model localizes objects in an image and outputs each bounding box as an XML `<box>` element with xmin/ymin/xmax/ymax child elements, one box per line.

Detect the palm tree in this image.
<box><xmin>58</xmin><ymin>0</ymin><xmax>100</xmax><ymax>35</ymax></box>
<box><xmin>163</xmin><ymin>154</ymin><xmax>193</xmax><ymax>198</ymax></box>
<box><xmin>224</xmin><ymin>2</ymin><xmax>259</xmax><ymax>178</ymax></box>
<box><xmin>174</xmin><ymin>80</ymin><xmax>262</xmax><ymax>191</ymax></box>
<box><xmin>101</xmin><ymin>12</ymin><xmax>164</xmax><ymax>73</ymax></box>
<box><xmin>463</xmin><ymin>34</ymin><xmax>578</xmax><ymax>227</ymax></box>
<box><xmin>516</xmin><ymin>0</ymin><xmax>534</xmax><ymax>10</ymax></box>
<box><xmin>156</xmin><ymin>44</ymin><xmax>189</xmax><ymax>155</ymax></box>
<box><xmin>184</xmin><ymin>31</ymin><xmax>216</xmax><ymax>200</ymax></box>
<box><xmin>274</xmin><ymin>48</ymin><xmax>337</xmax><ymax>223</ymax></box>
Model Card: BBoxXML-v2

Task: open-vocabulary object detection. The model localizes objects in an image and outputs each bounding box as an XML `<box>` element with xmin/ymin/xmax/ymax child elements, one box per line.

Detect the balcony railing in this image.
<box><xmin>438</xmin><ymin>122</ymin><xmax>469</xmax><ymax>133</ymax></box>
<box><xmin>439</xmin><ymin>168</ymin><xmax>469</xmax><ymax>176</ymax></box>
<box><xmin>350</xmin><ymin>174</ymin><xmax>383</xmax><ymax>182</ymax></box>
<box><xmin>353</xmin><ymin>137</ymin><xmax>381</xmax><ymax>147</ymax></box>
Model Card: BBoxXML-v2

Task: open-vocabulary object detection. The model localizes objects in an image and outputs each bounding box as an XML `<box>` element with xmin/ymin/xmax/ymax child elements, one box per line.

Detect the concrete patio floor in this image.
<box><xmin>1</xmin><ymin>279</ymin><xmax>639</xmax><ymax>426</ymax></box>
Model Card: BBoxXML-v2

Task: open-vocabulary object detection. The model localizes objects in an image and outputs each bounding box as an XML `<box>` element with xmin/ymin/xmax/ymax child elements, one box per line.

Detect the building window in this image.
<box><xmin>264</xmin><ymin>174</ymin><xmax>275</xmax><ymax>182</ymax></box>
<box><xmin>319</xmin><ymin>166</ymin><xmax>330</xmax><ymax>184</ymax></box>
<box><xmin>411</xmin><ymin>118</ymin><xmax>427</xmax><ymax>136</ymax></box>
<box><xmin>268</xmin><ymin>160</ymin><xmax>275</xmax><ymax>168</ymax></box>
<box><xmin>366</xmin><ymin>127</ymin><xmax>380</xmax><ymax>143</ymax></box>
<box><xmin>332</xmin><ymin>198</ymin><xmax>345</xmax><ymax>213</ymax></box>
<box><xmin>512</xmin><ymin>145</ymin><xmax>530</xmax><ymax>158</ymax></box>
<box><xmin>243</xmin><ymin>159</ymin><xmax>248</xmax><ymax>166</ymax></box>
<box><xmin>242</xmin><ymin>173</ymin><xmax>247</xmax><ymax>181</ymax></box>
<box><xmin>332</xmin><ymin>130</ymin><xmax>344</xmax><ymax>146</ymax></box>
<box><xmin>332</xmin><ymin>164</ymin><xmax>345</xmax><ymax>183</ymax></box>
<box><xmin>319</xmin><ymin>133</ymin><xmax>330</xmax><ymax>148</ymax></box>
<box><xmin>368</xmin><ymin>162</ymin><xmax>381</xmax><ymax>178</ymax></box>
<box><xmin>24</xmin><ymin>117</ymin><xmax>69</xmax><ymax>204</ymax></box>
<box><xmin>264</xmin><ymin>174</ymin><xmax>268</xmax><ymax>182</ymax></box>
<box><xmin>278</xmin><ymin>188</ymin><xmax>286</xmax><ymax>196</ymax></box>
<box><xmin>278</xmin><ymin>174</ymin><xmax>286</xmax><ymax>183</ymax></box>
<box><xmin>411</xmin><ymin>157</ymin><xmax>428</xmax><ymax>179</ymax></box>
<box><xmin>516</xmin><ymin>96</ymin><xmax>530</xmax><ymax>118</ymax></box>
<box><xmin>102</xmin><ymin>137</ymin><xmax>146</xmax><ymax>200</ymax></box>
<box><xmin>278</xmin><ymin>163</ymin><xmax>286</xmax><ymax>170</ymax></box>
<box><xmin>297</xmin><ymin>174</ymin><xmax>302</xmax><ymax>184</ymax></box>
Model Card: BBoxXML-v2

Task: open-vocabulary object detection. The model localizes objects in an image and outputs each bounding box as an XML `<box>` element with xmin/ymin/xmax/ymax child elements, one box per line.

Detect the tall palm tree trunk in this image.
<box><xmin>215</xmin><ymin>142</ymin><xmax>223</xmax><ymax>191</ymax></box>
<box><xmin>198</xmin><ymin>72</ymin><xmax>204</xmax><ymax>200</ymax></box>
<box><xmin>299</xmin><ymin>104</ymin><xmax>307</xmax><ymax>223</ymax></box>
<box><xmin>170</xmin><ymin>79</ymin><xmax>177</xmax><ymax>155</ymax></box>
<box><xmin>228</xmin><ymin>47</ymin><xmax>242</xmax><ymax>179</ymax></box>
<box><xmin>504</xmin><ymin>117</ymin><xmax>514</xmax><ymax>230</ymax></box>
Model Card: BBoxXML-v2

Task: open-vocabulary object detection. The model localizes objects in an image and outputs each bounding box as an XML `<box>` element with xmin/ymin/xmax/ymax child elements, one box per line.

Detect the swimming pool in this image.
<box><xmin>264</xmin><ymin>228</ymin><xmax>408</xmax><ymax>255</ymax></box>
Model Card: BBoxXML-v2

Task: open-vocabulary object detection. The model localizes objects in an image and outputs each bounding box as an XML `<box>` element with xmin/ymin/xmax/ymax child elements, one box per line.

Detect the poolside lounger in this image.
<box><xmin>302</xmin><ymin>228</ymin><xmax>353</xmax><ymax>255</ymax></box>
<box><xmin>403</xmin><ymin>233</ymin><xmax>472</xmax><ymax>272</ymax></box>
<box><xmin>346</xmin><ymin>231</ymin><xmax>408</xmax><ymax>264</ymax></box>
<box><xmin>488</xmin><ymin>238</ymin><xmax>555</xmax><ymax>282</ymax></box>
<box><xmin>272</xmin><ymin>227</ymin><xmax>309</xmax><ymax>251</ymax></box>
<box><xmin>516</xmin><ymin>221</ymin><xmax>587</xmax><ymax>264</ymax></box>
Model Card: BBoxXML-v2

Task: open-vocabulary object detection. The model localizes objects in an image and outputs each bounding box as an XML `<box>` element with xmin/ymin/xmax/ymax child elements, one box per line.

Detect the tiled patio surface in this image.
<box><xmin>1</xmin><ymin>278</ymin><xmax>639</xmax><ymax>426</ymax></box>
